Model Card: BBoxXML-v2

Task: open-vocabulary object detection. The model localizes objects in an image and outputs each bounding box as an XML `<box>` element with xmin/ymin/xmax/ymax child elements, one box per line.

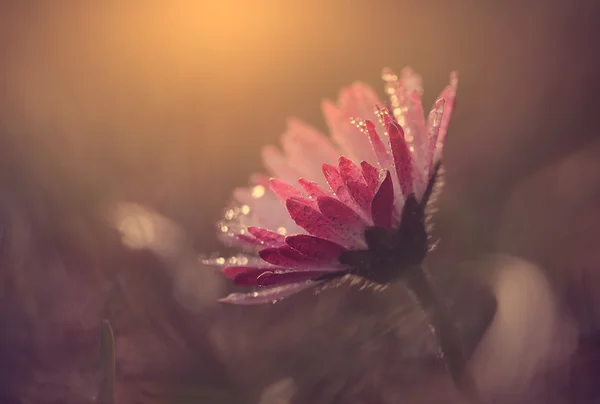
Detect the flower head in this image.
<box><xmin>208</xmin><ymin>67</ymin><xmax>458</xmax><ymax>304</ymax></box>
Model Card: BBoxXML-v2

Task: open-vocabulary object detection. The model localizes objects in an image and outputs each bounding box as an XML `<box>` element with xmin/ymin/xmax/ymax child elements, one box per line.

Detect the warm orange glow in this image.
<box><xmin>4</xmin><ymin>3</ymin><xmax>367</xmax><ymax>170</ymax></box>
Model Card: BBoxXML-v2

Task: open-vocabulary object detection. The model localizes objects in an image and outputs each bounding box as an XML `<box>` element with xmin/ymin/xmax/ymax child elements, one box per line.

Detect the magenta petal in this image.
<box><xmin>338</xmin><ymin>156</ymin><xmax>365</xmax><ymax>185</ymax></box>
<box><xmin>222</xmin><ymin>266</ymin><xmax>261</xmax><ymax>280</ymax></box>
<box><xmin>234</xmin><ymin>234</ymin><xmax>263</xmax><ymax>247</ymax></box>
<box><xmin>247</xmin><ymin>226</ymin><xmax>285</xmax><ymax>247</ymax></box>
<box><xmin>231</xmin><ymin>266</ymin><xmax>322</xmax><ymax>286</ymax></box>
<box><xmin>334</xmin><ymin>185</ymin><xmax>367</xmax><ymax>219</ymax></box>
<box><xmin>346</xmin><ymin>180</ymin><xmax>373</xmax><ymax>214</ymax></box>
<box><xmin>322</xmin><ymin>166</ymin><xmax>365</xmax><ymax>220</ymax></box>
<box><xmin>316</xmin><ymin>196</ymin><xmax>367</xmax><ymax>246</ymax></box>
<box><xmin>365</xmin><ymin>120</ymin><xmax>392</xmax><ymax>169</ymax></box>
<box><xmin>227</xmin><ymin>267</ymin><xmax>279</xmax><ymax>285</ymax></box>
<box><xmin>298</xmin><ymin>178</ymin><xmax>330</xmax><ymax>199</ymax></box>
<box><xmin>371</xmin><ymin>171</ymin><xmax>394</xmax><ymax>229</ymax></box>
<box><xmin>361</xmin><ymin>161</ymin><xmax>379</xmax><ymax>193</ymax></box>
<box><xmin>387</xmin><ymin>120</ymin><xmax>414</xmax><ymax>197</ymax></box>
<box><xmin>259</xmin><ymin>246</ymin><xmax>315</xmax><ymax>268</ymax></box>
<box><xmin>317</xmin><ymin>196</ymin><xmax>365</xmax><ymax>227</ymax></box>
<box><xmin>269</xmin><ymin>178</ymin><xmax>303</xmax><ymax>203</ymax></box>
<box><xmin>322</xmin><ymin>164</ymin><xmax>344</xmax><ymax>194</ymax></box>
<box><xmin>258</xmin><ymin>270</ymin><xmax>326</xmax><ymax>286</ymax></box>
<box><xmin>286</xmin><ymin>234</ymin><xmax>346</xmax><ymax>261</ymax></box>
<box><xmin>285</xmin><ymin>197</ymin><xmax>352</xmax><ymax>247</ymax></box>
<box><xmin>219</xmin><ymin>281</ymin><xmax>320</xmax><ymax>305</ymax></box>
<box><xmin>339</xmin><ymin>157</ymin><xmax>373</xmax><ymax>213</ymax></box>
<box><xmin>260</xmin><ymin>245</ymin><xmax>342</xmax><ymax>269</ymax></box>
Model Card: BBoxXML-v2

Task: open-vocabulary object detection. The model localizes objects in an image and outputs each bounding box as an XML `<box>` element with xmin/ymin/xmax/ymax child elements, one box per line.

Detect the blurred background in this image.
<box><xmin>1</xmin><ymin>1</ymin><xmax>600</xmax><ymax>403</ymax></box>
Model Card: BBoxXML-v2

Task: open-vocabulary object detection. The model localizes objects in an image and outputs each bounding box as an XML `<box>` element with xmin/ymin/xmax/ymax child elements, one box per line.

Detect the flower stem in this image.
<box><xmin>405</xmin><ymin>266</ymin><xmax>481</xmax><ymax>402</ymax></box>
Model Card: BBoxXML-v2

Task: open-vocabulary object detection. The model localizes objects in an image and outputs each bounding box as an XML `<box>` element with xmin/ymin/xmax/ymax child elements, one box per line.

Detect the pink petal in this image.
<box><xmin>203</xmin><ymin>255</ymin><xmax>261</xmax><ymax>267</ymax></box>
<box><xmin>406</xmin><ymin>90</ymin><xmax>427</xmax><ymax>152</ymax></box>
<box><xmin>426</xmin><ymin>98</ymin><xmax>445</xmax><ymax>176</ymax></box>
<box><xmin>345</xmin><ymin>181</ymin><xmax>372</xmax><ymax>215</ymax></box>
<box><xmin>222</xmin><ymin>266</ymin><xmax>257</xmax><ymax>280</ymax></box>
<box><xmin>286</xmin><ymin>234</ymin><xmax>346</xmax><ymax>261</ymax></box>
<box><xmin>371</xmin><ymin>171</ymin><xmax>394</xmax><ymax>229</ymax></box>
<box><xmin>286</xmin><ymin>197</ymin><xmax>358</xmax><ymax>248</ymax></box>
<box><xmin>360</xmin><ymin>161</ymin><xmax>380</xmax><ymax>193</ymax></box>
<box><xmin>322</xmin><ymin>161</ymin><xmax>365</xmax><ymax>215</ymax></box>
<box><xmin>321</xmin><ymin>101</ymin><xmax>357</xmax><ymax>160</ymax></box>
<box><xmin>380</xmin><ymin>68</ymin><xmax>429</xmax><ymax>195</ymax></box>
<box><xmin>247</xmin><ymin>226</ymin><xmax>285</xmax><ymax>247</ymax></box>
<box><xmin>262</xmin><ymin>145</ymin><xmax>303</xmax><ymax>186</ymax></box>
<box><xmin>387</xmin><ymin>120</ymin><xmax>414</xmax><ymax>197</ymax></box>
<box><xmin>364</xmin><ymin>120</ymin><xmax>393</xmax><ymax>169</ymax></box>
<box><xmin>298</xmin><ymin>178</ymin><xmax>330</xmax><ymax>200</ymax></box>
<box><xmin>269</xmin><ymin>178</ymin><xmax>304</xmax><ymax>204</ymax></box>
<box><xmin>219</xmin><ymin>281</ymin><xmax>320</xmax><ymax>305</ymax></box>
<box><xmin>338</xmin><ymin>156</ymin><xmax>365</xmax><ymax>184</ymax></box>
<box><xmin>340</xmin><ymin>82</ymin><xmax>382</xmax><ymax>118</ymax></box>
<box><xmin>234</xmin><ymin>234</ymin><xmax>264</xmax><ymax>247</ymax></box>
<box><xmin>322</xmin><ymin>163</ymin><xmax>344</xmax><ymax>194</ymax></box>
<box><xmin>405</xmin><ymin>92</ymin><xmax>428</xmax><ymax>195</ymax></box>
<box><xmin>281</xmin><ymin>118</ymin><xmax>339</xmax><ymax>184</ymax></box>
<box><xmin>258</xmin><ymin>270</ymin><xmax>327</xmax><ymax>287</ymax></box>
<box><xmin>431</xmin><ymin>72</ymin><xmax>458</xmax><ymax>166</ymax></box>
<box><xmin>322</xmin><ymin>94</ymin><xmax>377</xmax><ymax>164</ymax></box>
<box><xmin>232</xmin><ymin>267</ymin><xmax>322</xmax><ymax>287</ymax></box>
<box><xmin>382</xmin><ymin>67</ymin><xmax>423</xmax><ymax>99</ymax></box>
<box><xmin>334</xmin><ymin>185</ymin><xmax>369</xmax><ymax>222</ymax></box>
<box><xmin>338</xmin><ymin>157</ymin><xmax>374</xmax><ymax>214</ymax></box>
<box><xmin>230</xmin><ymin>183</ymin><xmax>301</xmax><ymax>234</ymax></box>
<box><xmin>250</xmin><ymin>173</ymin><xmax>271</xmax><ymax>188</ymax></box>
<box><xmin>228</xmin><ymin>267</ymin><xmax>279</xmax><ymax>285</ymax></box>
<box><xmin>316</xmin><ymin>196</ymin><xmax>368</xmax><ymax>245</ymax></box>
<box><xmin>259</xmin><ymin>246</ymin><xmax>324</xmax><ymax>268</ymax></box>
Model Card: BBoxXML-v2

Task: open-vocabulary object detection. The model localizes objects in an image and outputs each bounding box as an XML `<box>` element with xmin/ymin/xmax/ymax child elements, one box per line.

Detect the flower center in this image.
<box><xmin>339</xmin><ymin>193</ymin><xmax>429</xmax><ymax>284</ymax></box>
<box><xmin>337</xmin><ymin>162</ymin><xmax>441</xmax><ymax>284</ymax></box>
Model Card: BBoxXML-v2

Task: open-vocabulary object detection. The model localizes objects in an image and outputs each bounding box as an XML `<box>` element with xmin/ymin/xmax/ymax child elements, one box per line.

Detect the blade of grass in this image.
<box><xmin>98</xmin><ymin>319</ymin><xmax>116</xmax><ymax>404</ymax></box>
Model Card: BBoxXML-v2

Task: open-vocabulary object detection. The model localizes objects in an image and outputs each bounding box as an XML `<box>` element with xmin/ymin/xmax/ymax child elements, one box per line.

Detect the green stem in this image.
<box><xmin>405</xmin><ymin>266</ymin><xmax>481</xmax><ymax>402</ymax></box>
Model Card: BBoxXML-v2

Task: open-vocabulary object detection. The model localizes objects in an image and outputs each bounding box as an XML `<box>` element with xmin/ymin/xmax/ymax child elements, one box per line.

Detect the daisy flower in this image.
<box><xmin>207</xmin><ymin>68</ymin><xmax>480</xmax><ymax>398</ymax></box>
<box><xmin>207</xmin><ymin>67</ymin><xmax>458</xmax><ymax>305</ymax></box>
